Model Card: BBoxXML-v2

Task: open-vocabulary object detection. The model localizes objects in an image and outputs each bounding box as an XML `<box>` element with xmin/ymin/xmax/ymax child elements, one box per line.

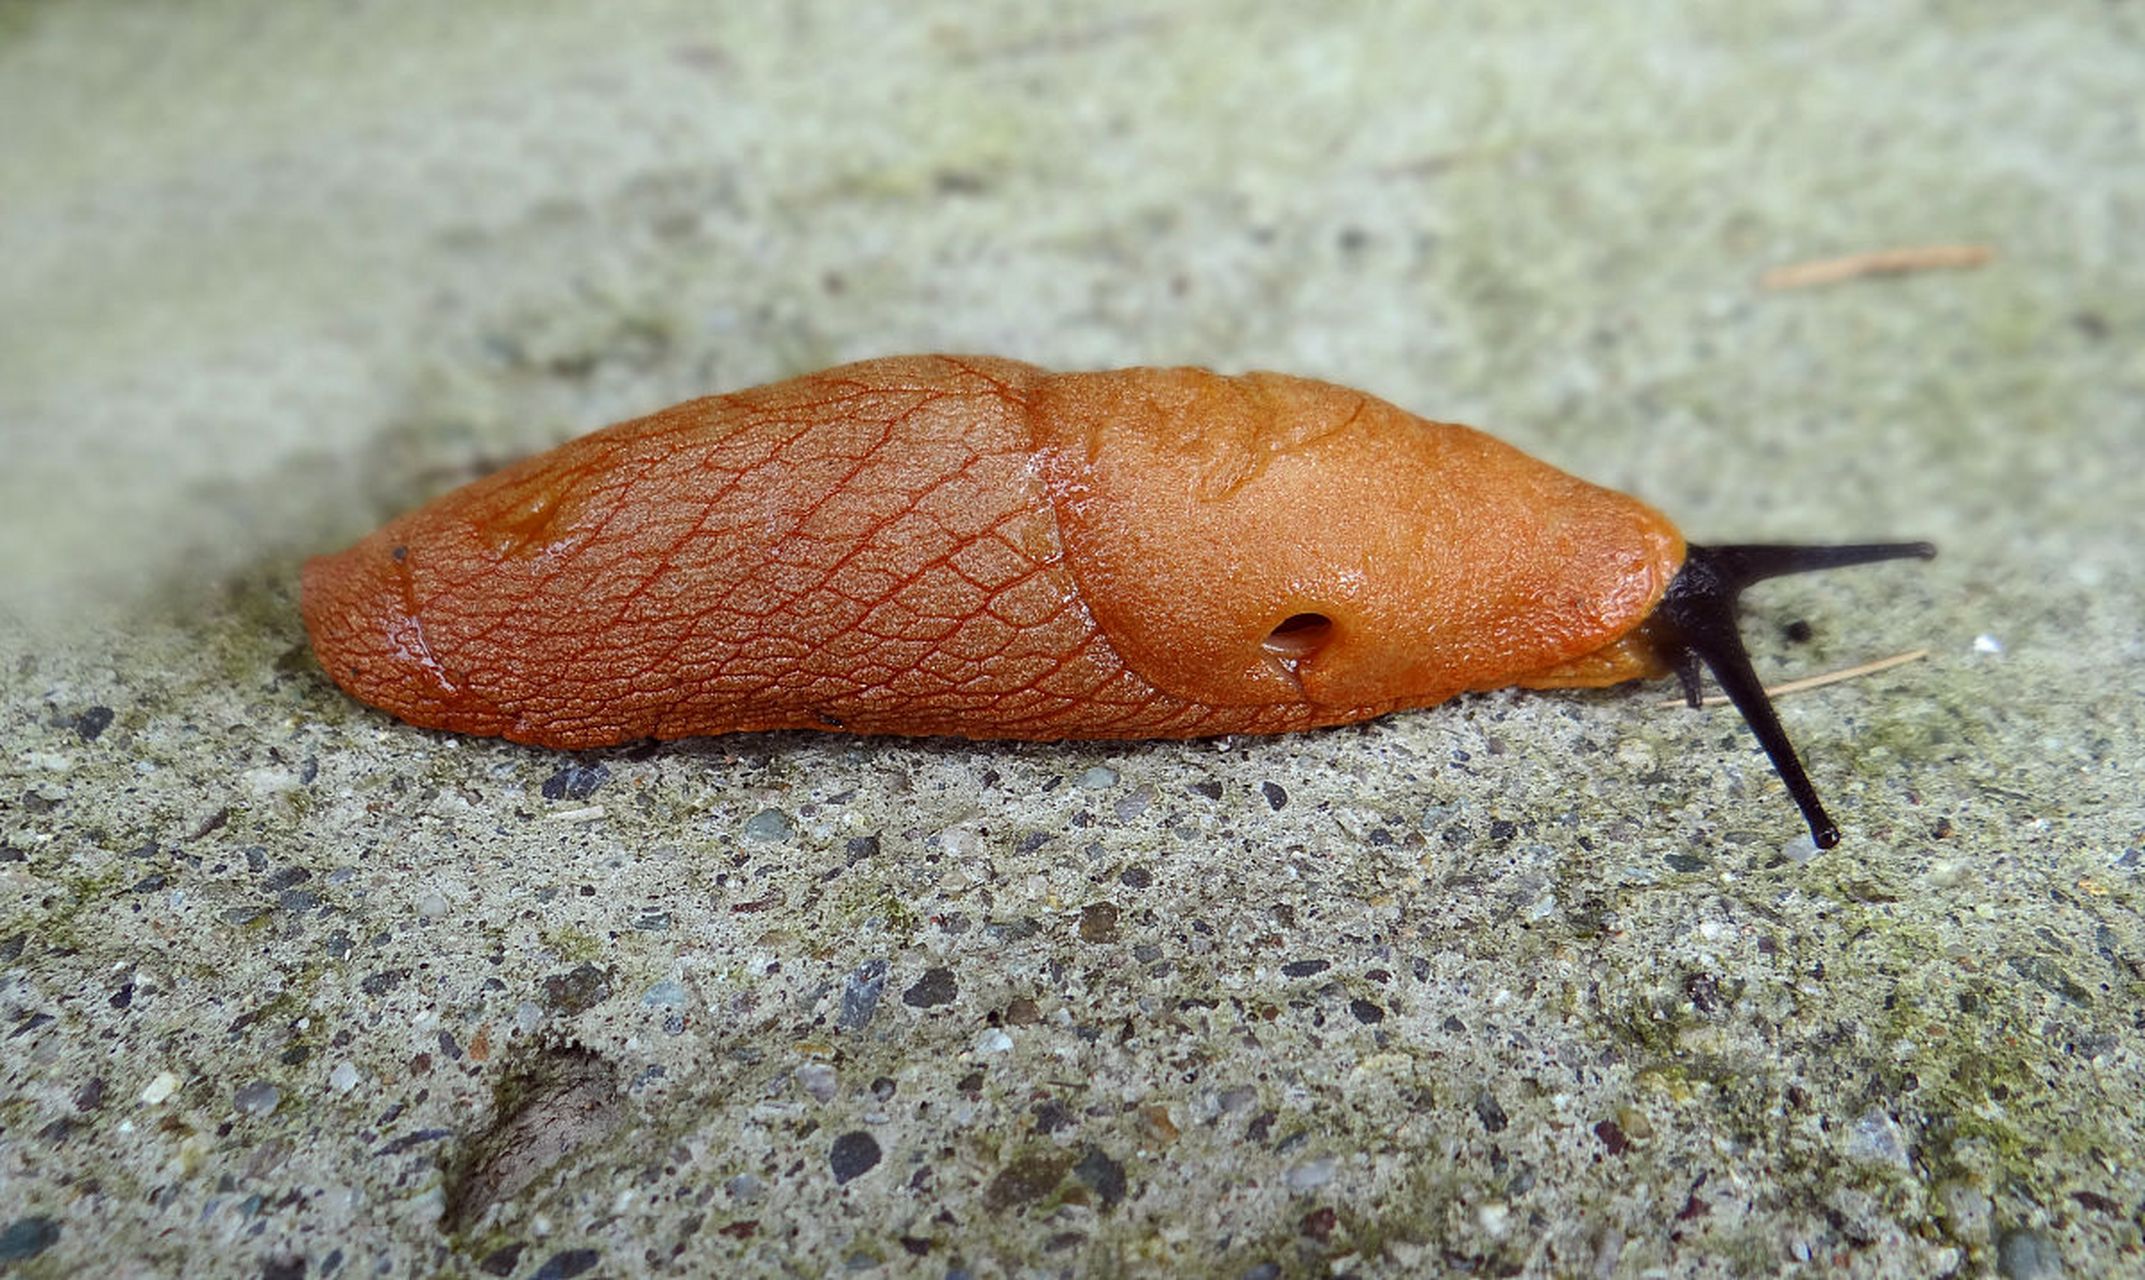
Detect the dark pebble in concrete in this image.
<box><xmin>540</xmin><ymin>763</ymin><xmax>609</xmax><ymax>801</ymax></box>
<box><xmin>838</xmin><ymin>959</ymin><xmax>889</xmax><ymax>1030</ymax></box>
<box><xmin>902</xmin><ymin>967</ymin><xmax>956</xmax><ymax>1008</ymax></box>
<box><xmin>830</xmin><ymin>1131</ymin><xmax>881</xmax><ymax>1184</ymax></box>
<box><xmin>0</xmin><ymin>1217</ymin><xmax>60</xmax><ymax>1262</ymax></box>
<box><xmin>1474</xmin><ymin>1092</ymin><xmax>1508</xmax><ymax>1132</ymax></box>
<box><xmin>531</xmin><ymin>1248</ymin><xmax>599</xmax><ymax>1280</ymax></box>
<box><xmin>1073</xmin><ymin>1148</ymin><xmax>1127</xmax><ymax>1210</ymax></box>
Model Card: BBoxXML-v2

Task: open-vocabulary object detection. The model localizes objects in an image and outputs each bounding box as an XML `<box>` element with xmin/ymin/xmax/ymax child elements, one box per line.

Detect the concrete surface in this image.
<box><xmin>3</xmin><ymin>2</ymin><xmax>2141</xmax><ymax>1276</ymax></box>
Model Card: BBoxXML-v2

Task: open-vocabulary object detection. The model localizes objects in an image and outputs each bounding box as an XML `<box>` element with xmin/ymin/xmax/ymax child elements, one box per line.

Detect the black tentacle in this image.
<box><xmin>1644</xmin><ymin>541</ymin><xmax>1935</xmax><ymax>849</ymax></box>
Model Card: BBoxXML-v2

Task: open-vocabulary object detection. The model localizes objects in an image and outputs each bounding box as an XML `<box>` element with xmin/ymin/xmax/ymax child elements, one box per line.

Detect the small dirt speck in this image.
<box><xmin>1079</xmin><ymin>902</ymin><xmax>1120</xmax><ymax>943</ymax></box>
<box><xmin>984</xmin><ymin>1151</ymin><xmax>1073</xmax><ymax>1213</ymax></box>
<box><xmin>540</xmin><ymin>963</ymin><xmax>612</xmax><ymax>1015</ymax></box>
<box><xmin>73</xmin><ymin>706</ymin><xmax>115</xmax><ymax>741</ymax></box>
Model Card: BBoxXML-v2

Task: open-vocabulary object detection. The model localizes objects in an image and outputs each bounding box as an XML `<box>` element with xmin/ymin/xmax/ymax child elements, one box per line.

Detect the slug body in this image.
<box><xmin>304</xmin><ymin>355</ymin><xmax>1932</xmax><ymax>846</ymax></box>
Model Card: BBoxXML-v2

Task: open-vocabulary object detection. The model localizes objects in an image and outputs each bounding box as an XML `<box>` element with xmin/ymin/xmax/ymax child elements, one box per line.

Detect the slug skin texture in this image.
<box><xmin>302</xmin><ymin>355</ymin><xmax>1684</xmax><ymax>749</ymax></box>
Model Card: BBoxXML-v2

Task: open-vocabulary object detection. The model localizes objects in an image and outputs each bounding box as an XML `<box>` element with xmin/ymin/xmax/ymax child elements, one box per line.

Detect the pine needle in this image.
<box><xmin>1658</xmin><ymin>648</ymin><xmax>1931</xmax><ymax>709</ymax></box>
<box><xmin>1760</xmin><ymin>245</ymin><xmax>1993</xmax><ymax>290</ymax></box>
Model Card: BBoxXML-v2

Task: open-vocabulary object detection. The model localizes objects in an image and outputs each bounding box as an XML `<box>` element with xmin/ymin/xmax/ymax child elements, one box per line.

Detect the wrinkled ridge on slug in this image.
<box><xmin>302</xmin><ymin>355</ymin><xmax>1932</xmax><ymax>844</ymax></box>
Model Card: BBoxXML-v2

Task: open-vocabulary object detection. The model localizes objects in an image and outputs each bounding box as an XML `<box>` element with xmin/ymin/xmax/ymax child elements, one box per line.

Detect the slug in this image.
<box><xmin>302</xmin><ymin>355</ymin><xmax>1933</xmax><ymax>847</ymax></box>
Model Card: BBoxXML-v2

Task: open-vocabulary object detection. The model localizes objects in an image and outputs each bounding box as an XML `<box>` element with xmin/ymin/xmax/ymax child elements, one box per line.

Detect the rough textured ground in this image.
<box><xmin>3</xmin><ymin>2</ymin><xmax>2141</xmax><ymax>1277</ymax></box>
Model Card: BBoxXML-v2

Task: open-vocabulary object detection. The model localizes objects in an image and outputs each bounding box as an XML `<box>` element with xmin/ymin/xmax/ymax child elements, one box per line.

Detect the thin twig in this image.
<box><xmin>1657</xmin><ymin>648</ymin><xmax>1931</xmax><ymax>709</ymax></box>
<box><xmin>1760</xmin><ymin>245</ymin><xmax>1993</xmax><ymax>290</ymax></box>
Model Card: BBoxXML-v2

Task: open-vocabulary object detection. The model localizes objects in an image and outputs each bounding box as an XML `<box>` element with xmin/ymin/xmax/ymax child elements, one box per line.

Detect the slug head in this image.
<box><xmin>1640</xmin><ymin>541</ymin><xmax>1937</xmax><ymax>849</ymax></box>
<box><xmin>1033</xmin><ymin>368</ymin><xmax>1685</xmax><ymax>715</ymax></box>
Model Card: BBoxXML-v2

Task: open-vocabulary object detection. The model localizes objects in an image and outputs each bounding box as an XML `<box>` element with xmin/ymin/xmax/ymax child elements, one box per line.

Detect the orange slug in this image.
<box><xmin>301</xmin><ymin>355</ymin><xmax>1933</xmax><ymax>847</ymax></box>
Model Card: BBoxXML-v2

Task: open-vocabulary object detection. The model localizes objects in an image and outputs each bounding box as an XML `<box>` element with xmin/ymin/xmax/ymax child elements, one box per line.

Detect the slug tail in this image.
<box><xmin>1643</xmin><ymin>541</ymin><xmax>1937</xmax><ymax>849</ymax></box>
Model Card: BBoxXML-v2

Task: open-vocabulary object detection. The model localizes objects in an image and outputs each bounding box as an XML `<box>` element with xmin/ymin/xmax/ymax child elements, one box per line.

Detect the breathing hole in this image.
<box><xmin>1262</xmin><ymin>613</ymin><xmax>1334</xmax><ymax>662</ymax></box>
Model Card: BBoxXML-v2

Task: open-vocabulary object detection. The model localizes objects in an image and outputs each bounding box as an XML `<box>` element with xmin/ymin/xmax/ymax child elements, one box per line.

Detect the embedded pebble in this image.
<box><xmin>975</xmin><ymin>1029</ymin><xmax>1013</xmax><ymax>1055</ymax></box>
<box><xmin>1074</xmin><ymin>1148</ymin><xmax>1128</xmax><ymax>1208</ymax></box>
<box><xmin>796</xmin><ymin>1062</ymin><xmax>839</xmax><ymax>1102</ymax></box>
<box><xmin>541</xmin><ymin>762</ymin><xmax>609</xmax><ymax>801</ymax></box>
<box><xmin>233</xmin><ymin>1080</ymin><xmax>280</xmax><ymax>1116</ymax></box>
<box><xmin>0</xmin><ymin>1218</ymin><xmax>61</xmax><ymax>1263</ymax></box>
<box><xmin>416</xmin><ymin>891</ymin><xmax>449</xmax><ymax>920</ymax></box>
<box><xmin>1077</xmin><ymin>765</ymin><xmax>1118</xmax><ymax>790</ymax></box>
<box><xmin>743</xmin><ymin>808</ymin><xmax>794</xmax><ymax>842</ymax></box>
<box><xmin>838</xmin><ymin>960</ymin><xmax>889</xmax><ymax>1031</ymax></box>
<box><xmin>241</xmin><ymin>766</ymin><xmax>299</xmax><ymax>796</ymax></box>
<box><xmin>329</xmin><ymin>1062</ymin><xmax>362</xmax><ymax>1094</ymax></box>
<box><xmin>829</xmin><ymin>1131</ymin><xmax>881</xmax><ymax>1184</ymax></box>
<box><xmin>1938</xmin><ymin>1181</ymin><xmax>1992</xmax><ymax>1240</ymax></box>
<box><xmin>1997</xmin><ymin>1228</ymin><xmax>2060</xmax><ymax>1278</ymax></box>
<box><xmin>643</xmin><ymin>980</ymin><xmax>687</xmax><ymax>1008</ymax></box>
<box><xmin>1844</xmin><ymin>1110</ymin><xmax>1910</xmax><ymax>1168</ymax></box>
<box><xmin>938</xmin><ymin>826</ymin><xmax>987</xmax><ymax>859</ymax></box>
<box><xmin>139</xmin><ymin>1072</ymin><xmax>179</xmax><ymax>1105</ymax></box>
<box><xmin>1283</xmin><ymin>1158</ymin><xmax>1335</xmax><ymax>1192</ymax></box>
<box><xmin>1780</xmin><ymin>833</ymin><xmax>1821</xmax><ymax>864</ymax></box>
<box><xmin>531</xmin><ymin>1248</ymin><xmax>599</xmax><ymax>1280</ymax></box>
<box><xmin>902</xmin><ymin>967</ymin><xmax>957</xmax><ymax>1008</ymax></box>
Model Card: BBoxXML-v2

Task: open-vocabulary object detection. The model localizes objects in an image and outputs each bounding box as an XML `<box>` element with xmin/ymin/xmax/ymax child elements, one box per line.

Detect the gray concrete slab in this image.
<box><xmin>2</xmin><ymin>2</ymin><xmax>2140</xmax><ymax>1276</ymax></box>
